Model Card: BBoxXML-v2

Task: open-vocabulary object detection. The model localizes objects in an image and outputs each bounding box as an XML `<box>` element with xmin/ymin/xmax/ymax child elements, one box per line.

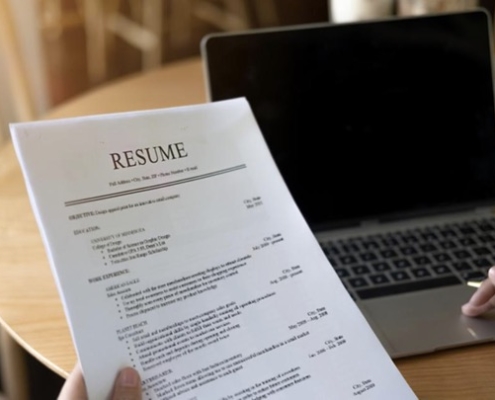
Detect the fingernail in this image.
<box><xmin>119</xmin><ymin>368</ymin><xmax>139</xmax><ymax>387</ymax></box>
<box><xmin>461</xmin><ymin>303</ymin><xmax>477</xmax><ymax>317</ymax></box>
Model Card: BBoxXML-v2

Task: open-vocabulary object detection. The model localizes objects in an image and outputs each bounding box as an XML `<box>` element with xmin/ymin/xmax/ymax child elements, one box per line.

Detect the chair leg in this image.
<box><xmin>0</xmin><ymin>326</ymin><xmax>29</xmax><ymax>400</ymax></box>
<box><xmin>84</xmin><ymin>0</ymin><xmax>107</xmax><ymax>85</ymax></box>
<box><xmin>142</xmin><ymin>0</ymin><xmax>163</xmax><ymax>69</ymax></box>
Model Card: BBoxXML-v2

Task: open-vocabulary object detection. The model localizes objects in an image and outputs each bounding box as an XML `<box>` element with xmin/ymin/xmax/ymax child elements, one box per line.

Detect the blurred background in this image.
<box><xmin>42</xmin><ymin>0</ymin><xmax>327</xmax><ymax>106</ymax></box>
<box><xmin>25</xmin><ymin>0</ymin><xmax>495</xmax><ymax>107</ymax></box>
<box><xmin>0</xmin><ymin>0</ymin><xmax>494</xmax><ymax>398</ymax></box>
<box><xmin>1</xmin><ymin>0</ymin><xmax>495</xmax><ymax>145</ymax></box>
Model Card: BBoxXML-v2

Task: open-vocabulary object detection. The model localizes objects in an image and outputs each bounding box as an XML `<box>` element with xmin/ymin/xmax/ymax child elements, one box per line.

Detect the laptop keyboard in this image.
<box><xmin>320</xmin><ymin>217</ymin><xmax>495</xmax><ymax>300</ymax></box>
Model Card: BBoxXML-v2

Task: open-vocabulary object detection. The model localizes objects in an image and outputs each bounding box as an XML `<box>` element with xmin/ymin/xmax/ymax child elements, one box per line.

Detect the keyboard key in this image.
<box><xmin>325</xmin><ymin>245</ymin><xmax>340</xmax><ymax>256</ymax></box>
<box><xmin>459</xmin><ymin>237</ymin><xmax>476</xmax><ymax>246</ymax></box>
<box><xmin>343</xmin><ymin>243</ymin><xmax>360</xmax><ymax>253</ymax></box>
<box><xmin>413</xmin><ymin>255</ymin><xmax>431</xmax><ymax>265</ymax></box>
<box><xmin>478</xmin><ymin>221</ymin><xmax>495</xmax><ymax>232</ymax></box>
<box><xmin>433</xmin><ymin>253</ymin><xmax>451</xmax><ymax>262</ymax></box>
<box><xmin>334</xmin><ymin>268</ymin><xmax>350</xmax><ymax>279</ymax></box>
<box><xmin>362</xmin><ymin>240</ymin><xmax>380</xmax><ymax>250</ymax></box>
<box><xmin>356</xmin><ymin>276</ymin><xmax>462</xmax><ymax>299</ymax></box>
<box><xmin>473</xmin><ymin>246</ymin><xmax>491</xmax><ymax>256</ymax></box>
<box><xmin>370</xmin><ymin>274</ymin><xmax>390</xmax><ymax>285</ymax></box>
<box><xmin>439</xmin><ymin>228</ymin><xmax>457</xmax><ymax>238</ymax></box>
<box><xmin>348</xmin><ymin>277</ymin><xmax>369</xmax><ymax>288</ymax></box>
<box><xmin>473</xmin><ymin>258</ymin><xmax>492</xmax><ymax>268</ymax></box>
<box><xmin>459</xmin><ymin>226</ymin><xmax>476</xmax><ymax>235</ymax></box>
<box><xmin>400</xmin><ymin>246</ymin><xmax>417</xmax><ymax>256</ymax></box>
<box><xmin>419</xmin><ymin>243</ymin><xmax>437</xmax><ymax>252</ymax></box>
<box><xmin>339</xmin><ymin>255</ymin><xmax>358</xmax><ymax>265</ymax></box>
<box><xmin>380</xmin><ymin>249</ymin><xmax>398</xmax><ymax>258</ymax></box>
<box><xmin>401</xmin><ymin>233</ymin><xmax>418</xmax><ymax>244</ymax></box>
<box><xmin>372</xmin><ymin>261</ymin><xmax>391</xmax><ymax>272</ymax></box>
<box><xmin>382</xmin><ymin>236</ymin><xmax>400</xmax><ymax>246</ymax></box>
<box><xmin>452</xmin><ymin>250</ymin><xmax>471</xmax><ymax>260</ymax></box>
<box><xmin>360</xmin><ymin>252</ymin><xmax>377</xmax><ymax>262</ymax></box>
<box><xmin>391</xmin><ymin>271</ymin><xmax>411</xmax><ymax>281</ymax></box>
<box><xmin>479</xmin><ymin>234</ymin><xmax>495</xmax><ymax>243</ymax></box>
<box><xmin>453</xmin><ymin>261</ymin><xmax>472</xmax><ymax>272</ymax></box>
<box><xmin>432</xmin><ymin>264</ymin><xmax>452</xmax><ymax>275</ymax></box>
<box><xmin>393</xmin><ymin>259</ymin><xmax>411</xmax><ymax>269</ymax></box>
<box><xmin>352</xmin><ymin>265</ymin><xmax>371</xmax><ymax>275</ymax></box>
<box><xmin>461</xmin><ymin>270</ymin><xmax>486</xmax><ymax>282</ymax></box>
<box><xmin>439</xmin><ymin>240</ymin><xmax>456</xmax><ymax>249</ymax></box>
<box><xmin>412</xmin><ymin>268</ymin><xmax>431</xmax><ymax>278</ymax></box>
<box><xmin>421</xmin><ymin>232</ymin><xmax>438</xmax><ymax>241</ymax></box>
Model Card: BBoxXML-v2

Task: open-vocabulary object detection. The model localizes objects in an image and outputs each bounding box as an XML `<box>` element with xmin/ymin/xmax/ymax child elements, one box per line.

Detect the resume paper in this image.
<box><xmin>11</xmin><ymin>98</ymin><xmax>417</xmax><ymax>399</ymax></box>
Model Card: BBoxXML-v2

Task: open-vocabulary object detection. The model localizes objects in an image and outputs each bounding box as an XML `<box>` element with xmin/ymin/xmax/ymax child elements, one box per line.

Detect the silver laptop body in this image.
<box><xmin>201</xmin><ymin>9</ymin><xmax>495</xmax><ymax>358</ymax></box>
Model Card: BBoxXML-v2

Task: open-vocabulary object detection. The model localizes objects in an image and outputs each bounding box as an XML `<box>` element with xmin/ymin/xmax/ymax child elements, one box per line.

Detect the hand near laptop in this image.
<box><xmin>57</xmin><ymin>363</ymin><xmax>142</xmax><ymax>400</ymax></box>
<box><xmin>462</xmin><ymin>266</ymin><xmax>495</xmax><ymax>317</ymax></box>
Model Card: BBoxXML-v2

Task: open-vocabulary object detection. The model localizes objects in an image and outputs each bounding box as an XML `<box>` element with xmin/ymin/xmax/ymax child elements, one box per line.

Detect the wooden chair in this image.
<box><xmin>169</xmin><ymin>0</ymin><xmax>279</xmax><ymax>49</ymax></box>
<box><xmin>0</xmin><ymin>0</ymin><xmax>50</xmax><ymax>145</ymax></box>
<box><xmin>83</xmin><ymin>0</ymin><xmax>279</xmax><ymax>85</ymax></box>
<box><xmin>0</xmin><ymin>2</ymin><xmax>40</xmax><ymax>398</ymax></box>
<box><xmin>0</xmin><ymin>0</ymin><xmax>36</xmax><ymax>146</ymax></box>
<box><xmin>0</xmin><ymin>326</ymin><xmax>29</xmax><ymax>400</ymax></box>
<box><xmin>84</xmin><ymin>0</ymin><xmax>163</xmax><ymax>84</ymax></box>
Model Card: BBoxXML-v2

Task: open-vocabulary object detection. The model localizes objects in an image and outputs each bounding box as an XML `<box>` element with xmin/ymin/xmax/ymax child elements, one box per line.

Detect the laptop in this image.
<box><xmin>200</xmin><ymin>9</ymin><xmax>495</xmax><ymax>358</ymax></box>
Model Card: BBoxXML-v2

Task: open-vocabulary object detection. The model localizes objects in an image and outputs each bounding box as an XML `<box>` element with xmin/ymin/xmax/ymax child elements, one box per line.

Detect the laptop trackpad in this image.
<box><xmin>359</xmin><ymin>285</ymin><xmax>495</xmax><ymax>358</ymax></box>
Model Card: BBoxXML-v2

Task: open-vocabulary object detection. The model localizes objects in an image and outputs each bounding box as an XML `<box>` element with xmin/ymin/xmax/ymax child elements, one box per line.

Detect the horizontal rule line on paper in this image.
<box><xmin>64</xmin><ymin>164</ymin><xmax>247</xmax><ymax>207</ymax></box>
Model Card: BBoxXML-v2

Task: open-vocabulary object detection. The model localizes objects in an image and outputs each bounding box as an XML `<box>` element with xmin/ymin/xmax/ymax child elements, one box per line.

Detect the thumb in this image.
<box><xmin>462</xmin><ymin>266</ymin><xmax>495</xmax><ymax>316</ymax></box>
<box><xmin>111</xmin><ymin>367</ymin><xmax>142</xmax><ymax>400</ymax></box>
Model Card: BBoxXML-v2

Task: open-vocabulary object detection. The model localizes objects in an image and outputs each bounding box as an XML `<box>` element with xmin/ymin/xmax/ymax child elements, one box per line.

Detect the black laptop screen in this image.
<box><xmin>203</xmin><ymin>10</ymin><xmax>495</xmax><ymax>230</ymax></box>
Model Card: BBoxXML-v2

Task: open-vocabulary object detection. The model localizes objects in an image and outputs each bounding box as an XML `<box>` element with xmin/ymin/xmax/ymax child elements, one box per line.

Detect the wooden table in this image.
<box><xmin>0</xmin><ymin>57</ymin><xmax>494</xmax><ymax>399</ymax></box>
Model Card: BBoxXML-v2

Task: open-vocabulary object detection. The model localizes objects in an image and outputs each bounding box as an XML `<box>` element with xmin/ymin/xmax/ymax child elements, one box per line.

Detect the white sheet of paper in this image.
<box><xmin>11</xmin><ymin>98</ymin><xmax>417</xmax><ymax>399</ymax></box>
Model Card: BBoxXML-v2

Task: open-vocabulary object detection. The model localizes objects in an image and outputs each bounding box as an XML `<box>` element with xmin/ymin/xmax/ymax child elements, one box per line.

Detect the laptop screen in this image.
<box><xmin>202</xmin><ymin>10</ymin><xmax>495</xmax><ymax>231</ymax></box>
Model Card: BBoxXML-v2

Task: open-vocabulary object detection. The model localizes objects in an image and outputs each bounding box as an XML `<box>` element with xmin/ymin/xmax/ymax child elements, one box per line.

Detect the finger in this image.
<box><xmin>57</xmin><ymin>363</ymin><xmax>88</xmax><ymax>400</ymax></box>
<box><xmin>111</xmin><ymin>367</ymin><xmax>142</xmax><ymax>400</ymax></box>
<box><xmin>462</xmin><ymin>266</ymin><xmax>495</xmax><ymax>317</ymax></box>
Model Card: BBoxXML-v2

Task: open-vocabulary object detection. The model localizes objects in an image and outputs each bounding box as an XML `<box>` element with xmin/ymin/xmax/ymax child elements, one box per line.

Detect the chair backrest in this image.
<box><xmin>0</xmin><ymin>0</ymin><xmax>49</xmax><ymax>145</ymax></box>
